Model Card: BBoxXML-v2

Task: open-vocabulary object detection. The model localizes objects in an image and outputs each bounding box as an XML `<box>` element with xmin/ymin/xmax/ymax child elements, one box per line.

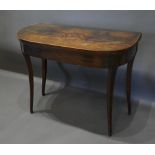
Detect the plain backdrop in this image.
<box><xmin>0</xmin><ymin>10</ymin><xmax>155</xmax><ymax>103</ymax></box>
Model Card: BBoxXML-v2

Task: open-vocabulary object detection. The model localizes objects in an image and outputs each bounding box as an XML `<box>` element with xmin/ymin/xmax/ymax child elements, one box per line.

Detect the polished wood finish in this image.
<box><xmin>17</xmin><ymin>23</ymin><xmax>141</xmax><ymax>52</ymax></box>
<box><xmin>17</xmin><ymin>23</ymin><xmax>142</xmax><ymax>136</ymax></box>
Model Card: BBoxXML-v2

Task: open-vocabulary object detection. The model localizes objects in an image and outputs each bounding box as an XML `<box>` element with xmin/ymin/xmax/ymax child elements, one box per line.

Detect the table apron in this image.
<box><xmin>21</xmin><ymin>41</ymin><xmax>137</xmax><ymax>68</ymax></box>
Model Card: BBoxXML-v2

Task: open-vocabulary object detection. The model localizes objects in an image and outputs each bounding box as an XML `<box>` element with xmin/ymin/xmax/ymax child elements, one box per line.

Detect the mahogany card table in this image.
<box><xmin>17</xmin><ymin>23</ymin><xmax>142</xmax><ymax>136</ymax></box>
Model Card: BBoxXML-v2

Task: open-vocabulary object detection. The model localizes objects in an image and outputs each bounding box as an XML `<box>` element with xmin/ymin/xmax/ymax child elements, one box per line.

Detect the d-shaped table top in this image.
<box><xmin>17</xmin><ymin>23</ymin><xmax>142</xmax><ymax>53</ymax></box>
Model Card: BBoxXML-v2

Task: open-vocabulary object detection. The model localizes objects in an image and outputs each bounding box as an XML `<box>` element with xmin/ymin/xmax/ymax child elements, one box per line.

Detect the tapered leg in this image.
<box><xmin>106</xmin><ymin>67</ymin><xmax>117</xmax><ymax>136</ymax></box>
<box><xmin>42</xmin><ymin>59</ymin><xmax>47</xmax><ymax>96</ymax></box>
<box><xmin>126</xmin><ymin>58</ymin><xmax>134</xmax><ymax>115</ymax></box>
<box><xmin>23</xmin><ymin>54</ymin><xmax>34</xmax><ymax>114</ymax></box>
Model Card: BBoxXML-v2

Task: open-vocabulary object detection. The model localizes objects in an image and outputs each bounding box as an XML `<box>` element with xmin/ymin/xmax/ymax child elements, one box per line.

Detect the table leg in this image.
<box><xmin>42</xmin><ymin>59</ymin><xmax>47</xmax><ymax>96</ymax></box>
<box><xmin>107</xmin><ymin>67</ymin><xmax>117</xmax><ymax>136</ymax></box>
<box><xmin>23</xmin><ymin>54</ymin><xmax>34</xmax><ymax>114</ymax></box>
<box><xmin>126</xmin><ymin>58</ymin><xmax>134</xmax><ymax>115</ymax></box>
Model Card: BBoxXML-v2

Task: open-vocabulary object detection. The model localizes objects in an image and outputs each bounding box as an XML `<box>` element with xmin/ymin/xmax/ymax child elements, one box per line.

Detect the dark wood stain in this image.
<box><xmin>17</xmin><ymin>23</ymin><xmax>142</xmax><ymax>136</ymax></box>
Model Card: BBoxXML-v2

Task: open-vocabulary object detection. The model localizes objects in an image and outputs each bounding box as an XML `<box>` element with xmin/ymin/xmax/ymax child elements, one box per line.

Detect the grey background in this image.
<box><xmin>0</xmin><ymin>10</ymin><xmax>155</xmax><ymax>103</ymax></box>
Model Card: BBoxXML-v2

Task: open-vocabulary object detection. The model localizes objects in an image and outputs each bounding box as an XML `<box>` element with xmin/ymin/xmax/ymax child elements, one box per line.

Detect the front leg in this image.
<box><xmin>106</xmin><ymin>67</ymin><xmax>117</xmax><ymax>136</ymax></box>
<box><xmin>23</xmin><ymin>54</ymin><xmax>34</xmax><ymax>114</ymax></box>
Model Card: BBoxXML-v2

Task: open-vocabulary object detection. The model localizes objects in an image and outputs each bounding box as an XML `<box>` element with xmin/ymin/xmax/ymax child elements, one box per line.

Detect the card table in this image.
<box><xmin>17</xmin><ymin>23</ymin><xmax>142</xmax><ymax>136</ymax></box>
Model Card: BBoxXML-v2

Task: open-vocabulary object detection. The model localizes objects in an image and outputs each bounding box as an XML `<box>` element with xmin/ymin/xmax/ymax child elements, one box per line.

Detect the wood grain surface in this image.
<box><xmin>17</xmin><ymin>23</ymin><xmax>142</xmax><ymax>53</ymax></box>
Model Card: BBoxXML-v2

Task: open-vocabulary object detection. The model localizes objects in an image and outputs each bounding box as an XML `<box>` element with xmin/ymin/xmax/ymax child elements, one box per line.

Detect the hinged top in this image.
<box><xmin>17</xmin><ymin>23</ymin><xmax>142</xmax><ymax>52</ymax></box>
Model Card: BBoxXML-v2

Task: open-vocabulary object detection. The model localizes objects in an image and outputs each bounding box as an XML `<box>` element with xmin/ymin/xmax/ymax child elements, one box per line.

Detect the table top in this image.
<box><xmin>17</xmin><ymin>23</ymin><xmax>142</xmax><ymax>53</ymax></box>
